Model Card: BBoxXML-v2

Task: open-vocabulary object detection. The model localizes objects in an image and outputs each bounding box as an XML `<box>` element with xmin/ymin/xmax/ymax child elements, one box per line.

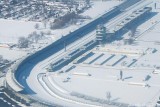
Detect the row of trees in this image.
<box><xmin>17</xmin><ymin>31</ymin><xmax>45</xmax><ymax>48</ymax></box>
<box><xmin>50</xmin><ymin>12</ymin><xmax>78</xmax><ymax>29</ymax></box>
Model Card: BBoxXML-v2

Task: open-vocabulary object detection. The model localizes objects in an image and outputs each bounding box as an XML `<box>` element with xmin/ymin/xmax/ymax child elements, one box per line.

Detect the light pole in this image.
<box><xmin>120</xmin><ymin>70</ymin><xmax>123</xmax><ymax>80</ymax></box>
<box><xmin>62</xmin><ymin>35</ymin><xmax>66</xmax><ymax>52</ymax></box>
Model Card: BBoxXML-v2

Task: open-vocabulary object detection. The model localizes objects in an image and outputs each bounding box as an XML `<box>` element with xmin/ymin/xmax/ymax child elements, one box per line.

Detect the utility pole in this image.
<box><xmin>154</xmin><ymin>0</ymin><xmax>157</xmax><ymax>9</ymax></box>
<box><xmin>64</xmin><ymin>41</ymin><xmax>66</xmax><ymax>52</ymax></box>
<box><xmin>106</xmin><ymin>91</ymin><xmax>111</xmax><ymax>102</ymax></box>
<box><xmin>62</xmin><ymin>35</ymin><xmax>66</xmax><ymax>52</ymax></box>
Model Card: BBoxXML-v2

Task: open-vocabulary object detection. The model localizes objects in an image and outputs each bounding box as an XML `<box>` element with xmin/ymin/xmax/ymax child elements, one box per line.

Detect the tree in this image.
<box><xmin>34</xmin><ymin>34</ymin><xmax>41</xmax><ymax>43</ymax></box>
<box><xmin>43</xmin><ymin>21</ymin><xmax>47</xmax><ymax>29</ymax></box>
<box><xmin>0</xmin><ymin>55</ymin><xmax>3</xmax><ymax>62</ymax></box>
<box><xmin>28</xmin><ymin>31</ymin><xmax>41</xmax><ymax>43</ymax></box>
<box><xmin>144</xmin><ymin>75</ymin><xmax>151</xmax><ymax>81</ymax></box>
<box><xmin>18</xmin><ymin>37</ymin><xmax>29</xmax><ymax>48</ymax></box>
<box><xmin>34</xmin><ymin>23</ymin><xmax>39</xmax><ymax>29</ymax></box>
<box><xmin>86</xmin><ymin>0</ymin><xmax>90</xmax><ymax>5</ymax></box>
<box><xmin>28</xmin><ymin>33</ymin><xmax>34</xmax><ymax>43</ymax></box>
<box><xmin>50</xmin><ymin>12</ymin><xmax>77</xmax><ymax>29</ymax></box>
<box><xmin>50</xmin><ymin>20</ymin><xmax>64</xmax><ymax>29</ymax></box>
<box><xmin>128</xmin><ymin>26</ymin><xmax>138</xmax><ymax>37</ymax></box>
<box><xmin>40</xmin><ymin>31</ymin><xmax>44</xmax><ymax>38</ymax></box>
<box><xmin>46</xmin><ymin>31</ymin><xmax>51</xmax><ymax>35</ymax></box>
<box><xmin>3</xmin><ymin>59</ymin><xmax>9</xmax><ymax>63</ymax></box>
<box><xmin>123</xmin><ymin>39</ymin><xmax>128</xmax><ymax>45</ymax></box>
<box><xmin>106</xmin><ymin>92</ymin><xmax>111</xmax><ymax>102</ymax></box>
<box><xmin>128</xmin><ymin>37</ymin><xmax>134</xmax><ymax>45</ymax></box>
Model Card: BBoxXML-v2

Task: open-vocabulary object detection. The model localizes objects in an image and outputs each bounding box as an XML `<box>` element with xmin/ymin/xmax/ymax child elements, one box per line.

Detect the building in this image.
<box><xmin>96</xmin><ymin>24</ymin><xmax>106</xmax><ymax>46</ymax></box>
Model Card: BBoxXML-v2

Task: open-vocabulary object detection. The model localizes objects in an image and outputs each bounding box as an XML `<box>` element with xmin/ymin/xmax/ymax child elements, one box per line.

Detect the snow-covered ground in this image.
<box><xmin>0</xmin><ymin>1</ymin><xmax>122</xmax><ymax>44</ymax></box>
<box><xmin>0</xmin><ymin>19</ymin><xmax>39</xmax><ymax>43</ymax></box>
<box><xmin>81</xmin><ymin>1</ymin><xmax>121</xmax><ymax>18</ymax></box>
<box><xmin>53</xmin><ymin>67</ymin><xmax>159</xmax><ymax>106</ymax></box>
<box><xmin>0</xmin><ymin>1</ymin><xmax>122</xmax><ymax>61</ymax></box>
<box><xmin>0</xmin><ymin>47</ymin><xmax>26</xmax><ymax>61</ymax></box>
<box><xmin>5</xmin><ymin>0</ymin><xmax>160</xmax><ymax>106</ymax></box>
<box><xmin>52</xmin><ymin>32</ymin><xmax>160</xmax><ymax>106</ymax></box>
<box><xmin>49</xmin><ymin>1</ymin><xmax>160</xmax><ymax>106</ymax></box>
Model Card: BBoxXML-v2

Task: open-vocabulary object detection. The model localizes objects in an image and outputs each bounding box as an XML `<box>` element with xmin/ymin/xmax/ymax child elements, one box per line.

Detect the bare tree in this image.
<box><xmin>28</xmin><ymin>33</ymin><xmax>34</xmax><ymax>43</ymax></box>
<box><xmin>40</xmin><ymin>31</ymin><xmax>44</xmax><ymax>38</ymax></box>
<box><xmin>43</xmin><ymin>21</ymin><xmax>47</xmax><ymax>29</ymax></box>
<box><xmin>35</xmin><ymin>23</ymin><xmax>40</xmax><ymax>29</ymax></box>
<box><xmin>28</xmin><ymin>31</ymin><xmax>42</xmax><ymax>43</ymax></box>
<box><xmin>34</xmin><ymin>34</ymin><xmax>41</xmax><ymax>43</ymax></box>
<box><xmin>18</xmin><ymin>37</ymin><xmax>29</xmax><ymax>48</ymax></box>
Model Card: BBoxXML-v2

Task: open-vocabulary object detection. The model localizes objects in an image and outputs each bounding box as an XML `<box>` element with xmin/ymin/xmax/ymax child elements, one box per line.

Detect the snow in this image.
<box><xmin>51</xmin><ymin>1</ymin><xmax>123</xmax><ymax>42</ymax></box>
<box><xmin>4</xmin><ymin>0</ymin><xmax>160</xmax><ymax>106</ymax></box>
<box><xmin>52</xmin><ymin>47</ymin><xmax>160</xmax><ymax>106</ymax></box>
<box><xmin>0</xmin><ymin>1</ymin><xmax>123</xmax><ymax>61</ymax></box>
<box><xmin>0</xmin><ymin>19</ymin><xmax>39</xmax><ymax>43</ymax></box>
<box><xmin>53</xmin><ymin>65</ymin><xmax>159</xmax><ymax>105</ymax></box>
<box><xmin>0</xmin><ymin>1</ymin><xmax>123</xmax><ymax>44</ymax></box>
<box><xmin>47</xmin><ymin>2</ymin><xmax>160</xmax><ymax>106</ymax></box>
<box><xmin>0</xmin><ymin>47</ymin><xmax>26</xmax><ymax>60</ymax></box>
<box><xmin>81</xmin><ymin>1</ymin><xmax>122</xmax><ymax>18</ymax></box>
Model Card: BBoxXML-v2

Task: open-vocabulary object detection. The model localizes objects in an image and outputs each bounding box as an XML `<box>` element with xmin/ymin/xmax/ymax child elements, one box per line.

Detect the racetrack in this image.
<box><xmin>10</xmin><ymin>0</ymin><xmax>151</xmax><ymax>106</ymax></box>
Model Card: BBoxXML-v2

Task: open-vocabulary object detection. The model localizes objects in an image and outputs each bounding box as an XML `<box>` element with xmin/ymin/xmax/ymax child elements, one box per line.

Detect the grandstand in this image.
<box><xmin>0</xmin><ymin>86</ymin><xmax>30</xmax><ymax>107</ymax></box>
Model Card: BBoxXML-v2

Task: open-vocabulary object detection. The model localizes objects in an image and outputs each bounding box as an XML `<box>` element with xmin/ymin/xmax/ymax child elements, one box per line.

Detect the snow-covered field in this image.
<box><xmin>0</xmin><ymin>47</ymin><xmax>26</xmax><ymax>61</ymax></box>
<box><xmin>0</xmin><ymin>1</ymin><xmax>122</xmax><ymax>61</ymax></box>
<box><xmin>0</xmin><ymin>19</ymin><xmax>39</xmax><ymax>43</ymax></box>
<box><xmin>0</xmin><ymin>1</ymin><xmax>122</xmax><ymax>44</ymax></box>
<box><xmin>53</xmin><ymin>67</ymin><xmax>159</xmax><ymax>106</ymax></box>
<box><xmin>81</xmin><ymin>1</ymin><xmax>122</xmax><ymax>18</ymax></box>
